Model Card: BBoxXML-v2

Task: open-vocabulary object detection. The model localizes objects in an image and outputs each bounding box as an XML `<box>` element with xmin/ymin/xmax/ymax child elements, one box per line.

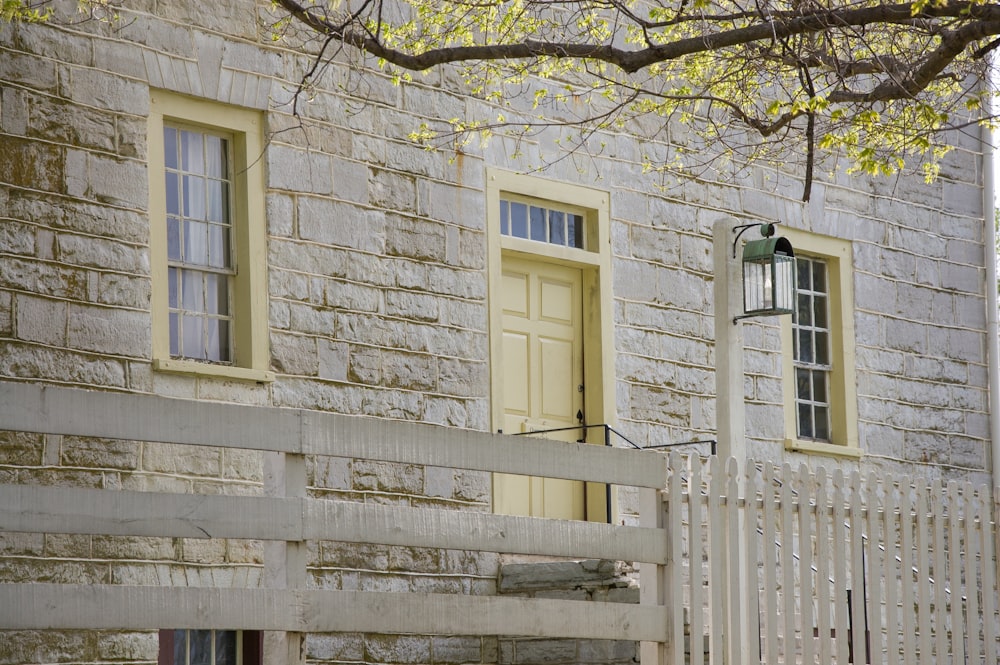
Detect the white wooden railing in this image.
<box><xmin>0</xmin><ymin>382</ymin><xmax>998</xmax><ymax>665</ymax></box>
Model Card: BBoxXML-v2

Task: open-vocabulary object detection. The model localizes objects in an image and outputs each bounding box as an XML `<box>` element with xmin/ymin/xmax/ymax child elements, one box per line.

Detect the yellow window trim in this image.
<box><xmin>486</xmin><ymin>168</ymin><xmax>616</xmax><ymax>521</ymax></box>
<box><xmin>778</xmin><ymin>228</ymin><xmax>859</xmax><ymax>454</ymax></box>
<box><xmin>147</xmin><ymin>90</ymin><xmax>272</xmax><ymax>383</ymax></box>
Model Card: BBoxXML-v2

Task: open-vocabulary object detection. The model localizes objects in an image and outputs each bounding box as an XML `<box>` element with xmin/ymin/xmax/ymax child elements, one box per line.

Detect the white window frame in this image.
<box><xmin>148</xmin><ymin>90</ymin><xmax>273</xmax><ymax>382</ymax></box>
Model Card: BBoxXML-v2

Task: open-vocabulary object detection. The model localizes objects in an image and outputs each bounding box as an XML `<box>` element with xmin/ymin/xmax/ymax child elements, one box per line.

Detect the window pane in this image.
<box><xmin>798</xmin><ymin>329</ymin><xmax>813</xmax><ymax>364</ymax></box>
<box><xmin>183</xmin><ymin>316</ymin><xmax>203</xmax><ymax>359</ymax></box>
<box><xmin>549</xmin><ymin>210</ymin><xmax>565</xmax><ymax>246</ymax></box>
<box><xmin>168</xmin><ymin>267</ymin><xmax>179</xmax><ymax>308</ymax></box>
<box><xmin>181</xmin><ymin>270</ymin><xmax>204</xmax><ymax>311</ymax></box>
<box><xmin>215</xmin><ymin>631</ymin><xmax>237</xmax><ymax>665</ymax></box>
<box><xmin>569</xmin><ymin>214</ymin><xmax>583</xmax><ymax>248</ymax></box>
<box><xmin>813</xmin><ymin>294</ymin><xmax>828</xmax><ymax>329</ymax></box>
<box><xmin>173</xmin><ymin>630</ymin><xmax>187</xmax><ymax>665</ymax></box>
<box><xmin>204</xmin><ymin>274</ymin><xmax>228</xmax><ymax>315</ymax></box>
<box><xmin>815</xmin><ymin>330</ymin><xmax>829</xmax><ymax>365</ymax></box>
<box><xmin>205</xmin><ymin>318</ymin><xmax>223</xmax><ymax>362</ymax></box>
<box><xmin>164</xmin><ymin>128</ymin><xmax>178</xmax><ymax>170</ymax></box>
<box><xmin>169</xmin><ymin>313</ymin><xmax>179</xmax><ymax>356</ymax></box>
<box><xmin>798</xmin><ymin>403</ymin><xmax>813</xmax><ymax>439</ymax></box>
<box><xmin>165</xmin><ymin>172</ymin><xmax>180</xmax><ymax>216</ymax></box>
<box><xmin>205</xmin><ymin>136</ymin><xmax>226</xmax><ymax>178</ymax></box>
<box><xmin>183</xmin><ymin>175</ymin><xmax>207</xmax><ymax>221</ymax></box>
<box><xmin>796</xmin><ymin>259</ymin><xmax>810</xmax><ymax>290</ymax></box>
<box><xmin>167</xmin><ymin>217</ymin><xmax>181</xmax><ymax>261</ymax></box>
<box><xmin>796</xmin><ymin>368</ymin><xmax>811</xmax><ymax>400</ymax></box>
<box><xmin>207</xmin><ymin>181</ymin><xmax>227</xmax><ymax>223</ymax></box>
<box><xmin>188</xmin><ymin>630</ymin><xmax>212</xmax><ymax>665</ymax></box>
<box><xmin>529</xmin><ymin>205</ymin><xmax>546</xmax><ymax>242</ymax></box>
<box><xmin>812</xmin><ymin>369</ymin><xmax>827</xmax><ymax>402</ymax></box>
<box><xmin>180</xmin><ymin>130</ymin><xmax>204</xmax><ymax>173</ymax></box>
<box><xmin>185</xmin><ymin>221</ymin><xmax>209</xmax><ymax>266</ymax></box>
<box><xmin>500</xmin><ymin>199</ymin><xmax>509</xmax><ymax>236</ymax></box>
<box><xmin>510</xmin><ymin>202</ymin><xmax>527</xmax><ymax>238</ymax></box>
<box><xmin>814</xmin><ymin>406</ymin><xmax>830</xmax><ymax>440</ymax></box>
<box><xmin>812</xmin><ymin>261</ymin><xmax>827</xmax><ymax>292</ymax></box>
<box><xmin>796</xmin><ymin>294</ymin><xmax>811</xmax><ymax>325</ymax></box>
<box><xmin>207</xmin><ymin>224</ymin><xmax>229</xmax><ymax>269</ymax></box>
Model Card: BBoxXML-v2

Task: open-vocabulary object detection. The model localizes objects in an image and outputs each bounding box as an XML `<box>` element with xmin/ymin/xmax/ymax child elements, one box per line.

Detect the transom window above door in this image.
<box><xmin>500</xmin><ymin>197</ymin><xmax>585</xmax><ymax>249</ymax></box>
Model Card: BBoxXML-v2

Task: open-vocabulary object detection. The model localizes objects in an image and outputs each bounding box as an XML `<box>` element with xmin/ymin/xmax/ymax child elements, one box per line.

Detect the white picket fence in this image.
<box><xmin>0</xmin><ymin>382</ymin><xmax>998</xmax><ymax>665</ymax></box>
<box><xmin>658</xmin><ymin>454</ymin><xmax>1000</xmax><ymax>665</ymax></box>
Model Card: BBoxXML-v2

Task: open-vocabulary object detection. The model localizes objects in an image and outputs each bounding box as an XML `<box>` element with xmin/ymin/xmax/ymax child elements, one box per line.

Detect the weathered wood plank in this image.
<box><xmin>0</xmin><ymin>483</ymin><xmax>666</xmax><ymax>562</ymax></box>
<box><xmin>0</xmin><ymin>584</ymin><xmax>669</xmax><ymax>641</ymax></box>
<box><xmin>0</xmin><ymin>382</ymin><xmax>668</xmax><ymax>488</ymax></box>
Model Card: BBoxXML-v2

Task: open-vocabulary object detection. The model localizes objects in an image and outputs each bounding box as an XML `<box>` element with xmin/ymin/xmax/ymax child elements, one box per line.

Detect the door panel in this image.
<box><xmin>495</xmin><ymin>257</ymin><xmax>585</xmax><ymax>520</ymax></box>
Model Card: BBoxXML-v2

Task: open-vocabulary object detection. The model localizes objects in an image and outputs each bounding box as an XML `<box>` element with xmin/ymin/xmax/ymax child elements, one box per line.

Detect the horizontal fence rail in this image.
<box><xmin>2</xmin><ymin>382</ymin><xmax>999</xmax><ymax>665</ymax></box>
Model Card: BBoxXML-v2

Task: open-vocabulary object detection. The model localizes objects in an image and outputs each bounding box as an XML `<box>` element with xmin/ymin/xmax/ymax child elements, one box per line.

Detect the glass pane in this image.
<box><xmin>218</xmin><ymin>320</ymin><xmax>230</xmax><ymax>361</ymax></box>
<box><xmin>208</xmin><ymin>224</ymin><xmax>229</xmax><ymax>269</ymax></box>
<box><xmin>180</xmin><ymin>130</ymin><xmax>204</xmax><ymax>174</ymax></box>
<box><xmin>168</xmin><ymin>267</ymin><xmax>179</xmax><ymax>308</ymax></box>
<box><xmin>813</xmin><ymin>370</ymin><xmax>828</xmax><ymax>402</ymax></box>
<box><xmin>188</xmin><ymin>629</ymin><xmax>212</xmax><ymax>665</ymax></box>
<box><xmin>183</xmin><ymin>175</ymin><xmax>207</xmax><ymax>220</ymax></box>
<box><xmin>796</xmin><ymin>258</ymin><xmax>810</xmax><ymax>290</ymax></box>
<box><xmin>798</xmin><ymin>329</ymin><xmax>813</xmax><ymax>364</ymax></box>
<box><xmin>185</xmin><ymin>221</ymin><xmax>209</xmax><ymax>266</ymax></box>
<box><xmin>814</xmin><ymin>406</ymin><xmax>830</xmax><ymax>440</ymax></box>
<box><xmin>165</xmin><ymin>172</ymin><xmax>180</xmax><ymax>216</ymax></box>
<box><xmin>167</xmin><ymin>217</ymin><xmax>181</xmax><ymax>261</ymax></box>
<box><xmin>549</xmin><ymin>210</ymin><xmax>565</xmax><ymax>246</ymax></box>
<box><xmin>569</xmin><ymin>214</ymin><xmax>583</xmax><ymax>248</ymax></box>
<box><xmin>796</xmin><ymin>294</ymin><xmax>811</xmax><ymax>324</ymax></box>
<box><xmin>183</xmin><ymin>316</ymin><xmax>203</xmax><ymax>360</ymax></box>
<box><xmin>529</xmin><ymin>206</ymin><xmax>546</xmax><ymax>242</ymax></box>
<box><xmin>205</xmin><ymin>135</ymin><xmax>226</xmax><ymax>178</ymax></box>
<box><xmin>812</xmin><ymin>261</ymin><xmax>827</xmax><ymax>292</ymax></box>
<box><xmin>173</xmin><ymin>629</ymin><xmax>187</xmax><ymax>665</ymax></box>
<box><xmin>510</xmin><ymin>202</ymin><xmax>527</xmax><ymax>238</ymax></box>
<box><xmin>204</xmin><ymin>273</ymin><xmax>228</xmax><ymax>315</ymax></box>
<box><xmin>796</xmin><ymin>368</ymin><xmax>811</xmax><ymax>400</ymax></box>
<box><xmin>181</xmin><ymin>270</ymin><xmax>204</xmax><ymax>311</ymax></box>
<box><xmin>798</xmin><ymin>403</ymin><xmax>814</xmax><ymax>439</ymax></box>
<box><xmin>169</xmin><ymin>313</ymin><xmax>179</xmax><ymax>356</ymax></box>
<box><xmin>500</xmin><ymin>200</ymin><xmax>509</xmax><ymax>235</ymax></box>
<box><xmin>207</xmin><ymin>180</ymin><xmax>226</xmax><ymax>223</ymax></box>
<box><xmin>815</xmin><ymin>330</ymin><xmax>829</xmax><ymax>365</ymax></box>
<box><xmin>813</xmin><ymin>294</ymin><xmax>828</xmax><ymax>329</ymax></box>
<box><xmin>205</xmin><ymin>318</ymin><xmax>223</xmax><ymax>362</ymax></box>
<box><xmin>164</xmin><ymin>128</ymin><xmax>178</xmax><ymax>170</ymax></box>
<box><xmin>215</xmin><ymin>631</ymin><xmax>237</xmax><ymax>665</ymax></box>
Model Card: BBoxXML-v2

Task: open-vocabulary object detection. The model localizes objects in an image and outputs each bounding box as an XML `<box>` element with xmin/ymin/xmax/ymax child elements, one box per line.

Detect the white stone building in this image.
<box><xmin>0</xmin><ymin>1</ymin><xmax>996</xmax><ymax>664</ymax></box>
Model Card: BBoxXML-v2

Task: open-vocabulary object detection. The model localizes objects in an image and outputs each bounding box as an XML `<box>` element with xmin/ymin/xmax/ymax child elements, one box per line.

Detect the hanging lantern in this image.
<box><xmin>738</xmin><ymin>223</ymin><xmax>795</xmax><ymax>319</ymax></box>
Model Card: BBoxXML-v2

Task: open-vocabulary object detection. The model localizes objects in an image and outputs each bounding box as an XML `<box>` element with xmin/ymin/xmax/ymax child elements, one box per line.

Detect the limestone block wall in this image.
<box><xmin>0</xmin><ymin>0</ymin><xmax>993</xmax><ymax>662</ymax></box>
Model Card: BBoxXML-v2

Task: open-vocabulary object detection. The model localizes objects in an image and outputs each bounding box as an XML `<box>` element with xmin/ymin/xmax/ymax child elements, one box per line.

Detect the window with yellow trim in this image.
<box><xmin>148</xmin><ymin>91</ymin><xmax>272</xmax><ymax>382</ymax></box>
<box><xmin>779</xmin><ymin>229</ymin><xmax>859</xmax><ymax>456</ymax></box>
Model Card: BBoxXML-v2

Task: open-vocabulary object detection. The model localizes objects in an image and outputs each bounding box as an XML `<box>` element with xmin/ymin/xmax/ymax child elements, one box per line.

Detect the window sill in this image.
<box><xmin>153</xmin><ymin>358</ymin><xmax>275</xmax><ymax>383</ymax></box>
<box><xmin>784</xmin><ymin>438</ymin><xmax>862</xmax><ymax>459</ymax></box>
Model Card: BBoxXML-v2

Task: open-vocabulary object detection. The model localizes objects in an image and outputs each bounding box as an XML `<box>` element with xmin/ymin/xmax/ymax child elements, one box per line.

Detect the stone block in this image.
<box><xmin>332</xmin><ymin>156</ymin><xmax>370</xmax><ymax>205</ymax></box>
<box><xmin>307</xmin><ymin>633</ymin><xmax>365</xmax><ymax>662</ymax></box>
<box><xmin>0</xmin><ymin>630</ymin><xmax>94</xmax><ymax>665</ymax></box>
<box><xmin>431</xmin><ymin>636</ymin><xmax>485</xmax><ymax>664</ymax></box>
<box><xmin>42</xmin><ymin>533</ymin><xmax>93</xmax><ymax>558</ymax></box>
<box><xmin>270</xmin><ymin>331</ymin><xmax>318</xmax><ymax>376</ymax></box>
<box><xmin>269</xmin><ymin>143</ymin><xmax>333</xmax><ymax>195</ymax></box>
<box><xmin>353</xmin><ymin>460</ymin><xmax>423</xmax><ymax>494</ymax></box>
<box><xmin>499</xmin><ymin>559</ymin><xmax>618</xmax><ymax>593</ymax></box>
<box><xmin>365</xmin><ymin>634</ymin><xmax>431</xmax><ymax>664</ymax></box>
<box><xmin>61</xmin><ymin>436</ymin><xmax>139</xmax><ymax>470</ymax></box>
<box><xmin>0</xmin><ymin>135</ymin><xmax>64</xmax><ymax>192</ymax></box>
<box><xmin>0</xmin><ymin>340</ymin><xmax>127</xmax><ymax>387</ymax></box>
<box><xmin>142</xmin><ymin>442</ymin><xmax>222</xmax><ymax>477</ymax></box>
<box><xmin>96</xmin><ymin>631</ymin><xmax>158</xmax><ymax>661</ymax></box>
<box><xmin>299</xmin><ymin>196</ymin><xmax>387</xmax><ymax>254</ymax></box>
<box><xmin>67</xmin><ymin>304</ymin><xmax>149</xmax><ymax>358</ymax></box>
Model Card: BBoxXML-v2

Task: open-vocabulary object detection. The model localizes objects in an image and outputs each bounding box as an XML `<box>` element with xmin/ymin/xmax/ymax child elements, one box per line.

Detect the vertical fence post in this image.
<box><xmin>639</xmin><ymin>483</ymin><xmax>666</xmax><ymax>665</ymax></box>
<box><xmin>264</xmin><ymin>449</ymin><xmax>308</xmax><ymax>665</ymax></box>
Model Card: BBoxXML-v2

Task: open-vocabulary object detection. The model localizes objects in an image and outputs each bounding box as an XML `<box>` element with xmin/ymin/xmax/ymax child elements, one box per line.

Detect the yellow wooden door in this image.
<box><xmin>496</xmin><ymin>257</ymin><xmax>585</xmax><ymax>520</ymax></box>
